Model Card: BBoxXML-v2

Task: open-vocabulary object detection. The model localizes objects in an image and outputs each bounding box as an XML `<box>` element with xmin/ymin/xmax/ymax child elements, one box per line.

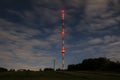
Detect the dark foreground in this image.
<box><xmin>0</xmin><ymin>71</ymin><xmax>120</xmax><ymax>80</ymax></box>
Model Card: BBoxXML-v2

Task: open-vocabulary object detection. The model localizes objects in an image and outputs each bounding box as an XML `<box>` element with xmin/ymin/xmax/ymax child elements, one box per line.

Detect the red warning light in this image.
<box><xmin>61</xmin><ymin>9</ymin><xmax>64</xmax><ymax>14</ymax></box>
<box><xmin>61</xmin><ymin>29</ymin><xmax>65</xmax><ymax>35</ymax></box>
<box><xmin>61</xmin><ymin>9</ymin><xmax>64</xmax><ymax>19</ymax></box>
<box><xmin>61</xmin><ymin>48</ymin><xmax>65</xmax><ymax>54</ymax></box>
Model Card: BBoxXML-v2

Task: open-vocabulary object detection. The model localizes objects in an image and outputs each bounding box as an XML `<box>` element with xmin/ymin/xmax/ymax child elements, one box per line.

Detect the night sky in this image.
<box><xmin>0</xmin><ymin>0</ymin><xmax>120</xmax><ymax>70</ymax></box>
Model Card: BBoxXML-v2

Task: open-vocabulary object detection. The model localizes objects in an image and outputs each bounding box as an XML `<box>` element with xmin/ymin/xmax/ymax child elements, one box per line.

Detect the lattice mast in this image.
<box><xmin>61</xmin><ymin>9</ymin><xmax>65</xmax><ymax>70</ymax></box>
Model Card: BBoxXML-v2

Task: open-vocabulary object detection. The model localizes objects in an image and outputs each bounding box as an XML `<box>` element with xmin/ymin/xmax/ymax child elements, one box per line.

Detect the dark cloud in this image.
<box><xmin>0</xmin><ymin>0</ymin><xmax>32</xmax><ymax>11</ymax></box>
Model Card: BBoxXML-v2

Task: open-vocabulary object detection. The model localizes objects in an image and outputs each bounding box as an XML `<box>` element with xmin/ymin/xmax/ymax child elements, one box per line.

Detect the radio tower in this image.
<box><xmin>61</xmin><ymin>9</ymin><xmax>65</xmax><ymax>70</ymax></box>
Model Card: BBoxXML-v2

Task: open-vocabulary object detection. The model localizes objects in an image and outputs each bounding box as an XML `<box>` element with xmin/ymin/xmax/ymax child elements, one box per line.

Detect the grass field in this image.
<box><xmin>0</xmin><ymin>71</ymin><xmax>120</xmax><ymax>80</ymax></box>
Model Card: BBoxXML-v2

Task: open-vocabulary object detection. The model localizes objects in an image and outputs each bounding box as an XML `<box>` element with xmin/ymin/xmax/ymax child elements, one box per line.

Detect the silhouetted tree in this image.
<box><xmin>39</xmin><ymin>68</ymin><xmax>42</xmax><ymax>71</ymax></box>
<box><xmin>9</xmin><ymin>69</ymin><xmax>15</xmax><ymax>72</ymax></box>
<box><xmin>81</xmin><ymin>57</ymin><xmax>110</xmax><ymax>70</ymax></box>
<box><xmin>56</xmin><ymin>68</ymin><xmax>61</xmax><ymax>71</ymax></box>
<box><xmin>0</xmin><ymin>67</ymin><xmax>8</xmax><ymax>72</ymax></box>
<box><xmin>44</xmin><ymin>68</ymin><xmax>54</xmax><ymax>71</ymax></box>
<box><xmin>67</xmin><ymin>57</ymin><xmax>120</xmax><ymax>72</ymax></box>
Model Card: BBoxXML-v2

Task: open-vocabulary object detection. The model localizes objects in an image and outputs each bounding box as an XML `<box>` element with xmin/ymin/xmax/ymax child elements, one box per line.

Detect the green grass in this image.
<box><xmin>0</xmin><ymin>71</ymin><xmax>120</xmax><ymax>80</ymax></box>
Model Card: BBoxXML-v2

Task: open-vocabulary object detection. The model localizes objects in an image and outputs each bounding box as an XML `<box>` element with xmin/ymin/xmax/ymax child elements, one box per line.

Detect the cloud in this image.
<box><xmin>1</xmin><ymin>60</ymin><xmax>47</xmax><ymax>70</ymax></box>
<box><xmin>88</xmin><ymin>35</ymin><xmax>120</xmax><ymax>60</ymax></box>
<box><xmin>63</xmin><ymin>0</ymin><xmax>84</xmax><ymax>9</ymax></box>
<box><xmin>32</xmin><ymin>0</ymin><xmax>84</xmax><ymax>9</ymax></box>
<box><xmin>102</xmin><ymin>42</ymin><xmax>120</xmax><ymax>60</ymax></box>
<box><xmin>109</xmin><ymin>41</ymin><xmax>120</xmax><ymax>46</ymax></box>
<box><xmin>103</xmin><ymin>35</ymin><xmax>120</xmax><ymax>43</ymax></box>
<box><xmin>47</xmin><ymin>27</ymin><xmax>61</xmax><ymax>43</ymax></box>
<box><xmin>88</xmin><ymin>38</ymin><xmax>103</xmax><ymax>44</ymax></box>
<box><xmin>0</xmin><ymin>19</ymin><xmax>56</xmax><ymax>70</ymax></box>
<box><xmin>74</xmin><ymin>0</ymin><xmax>120</xmax><ymax>35</ymax></box>
<box><xmin>32</xmin><ymin>0</ymin><xmax>62</xmax><ymax>7</ymax></box>
<box><xmin>85</xmin><ymin>0</ymin><xmax>109</xmax><ymax>17</ymax></box>
<box><xmin>66</xmin><ymin>34</ymin><xmax>120</xmax><ymax>62</ymax></box>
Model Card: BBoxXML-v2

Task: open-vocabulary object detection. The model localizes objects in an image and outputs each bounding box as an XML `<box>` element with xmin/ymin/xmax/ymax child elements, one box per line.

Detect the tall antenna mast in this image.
<box><xmin>61</xmin><ymin>9</ymin><xmax>65</xmax><ymax>70</ymax></box>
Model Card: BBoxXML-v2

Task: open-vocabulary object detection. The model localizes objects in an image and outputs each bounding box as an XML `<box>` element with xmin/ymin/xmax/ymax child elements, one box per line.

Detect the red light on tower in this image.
<box><xmin>61</xmin><ymin>47</ymin><xmax>65</xmax><ymax>54</ymax></box>
<box><xmin>61</xmin><ymin>9</ymin><xmax>64</xmax><ymax>13</ymax></box>
<box><xmin>61</xmin><ymin>9</ymin><xmax>64</xmax><ymax>20</ymax></box>
<box><xmin>61</xmin><ymin>29</ymin><xmax>65</xmax><ymax>35</ymax></box>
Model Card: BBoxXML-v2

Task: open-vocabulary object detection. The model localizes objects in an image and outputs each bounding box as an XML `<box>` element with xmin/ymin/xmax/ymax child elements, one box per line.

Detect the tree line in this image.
<box><xmin>0</xmin><ymin>57</ymin><xmax>120</xmax><ymax>72</ymax></box>
<box><xmin>68</xmin><ymin>57</ymin><xmax>120</xmax><ymax>72</ymax></box>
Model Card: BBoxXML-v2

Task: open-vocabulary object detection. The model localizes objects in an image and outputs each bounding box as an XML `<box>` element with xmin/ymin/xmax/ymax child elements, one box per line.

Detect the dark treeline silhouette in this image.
<box><xmin>68</xmin><ymin>57</ymin><xmax>120</xmax><ymax>72</ymax></box>
<box><xmin>0</xmin><ymin>68</ymin><xmax>32</xmax><ymax>72</ymax></box>
<box><xmin>44</xmin><ymin>68</ymin><xmax>54</xmax><ymax>71</ymax></box>
<box><xmin>0</xmin><ymin>67</ymin><xmax>8</xmax><ymax>72</ymax></box>
<box><xmin>0</xmin><ymin>57</ymin><xmax>120</xmax><ymax>72</ymax></box>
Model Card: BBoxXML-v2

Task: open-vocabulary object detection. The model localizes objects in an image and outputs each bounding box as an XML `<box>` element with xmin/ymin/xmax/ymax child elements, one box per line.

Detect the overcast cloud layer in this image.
<box><xmin>0</xmin><ymin>0</ymin><xmax>120</xmax><ymax>70</ymax></box>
